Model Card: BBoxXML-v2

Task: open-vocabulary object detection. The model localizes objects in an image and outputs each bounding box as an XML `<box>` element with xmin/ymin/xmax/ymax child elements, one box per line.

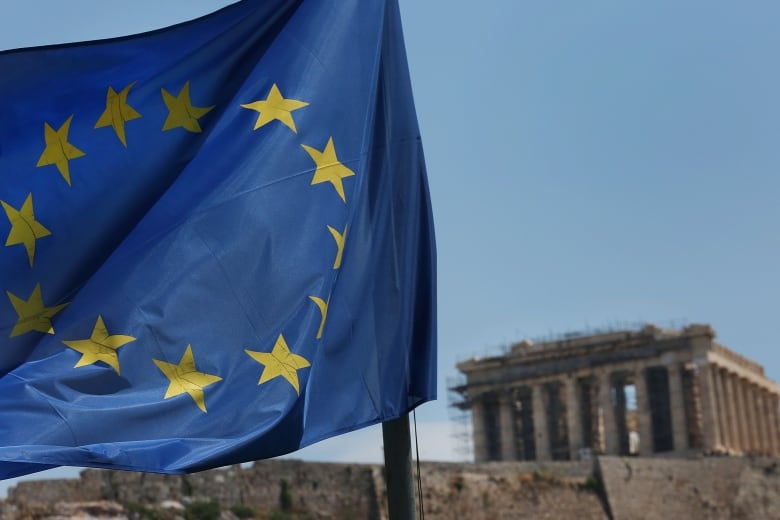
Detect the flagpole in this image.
<box><xmin>382</xmin><ymin>414</ymin><xmax>417</xmax><ymax>520</ymax></box>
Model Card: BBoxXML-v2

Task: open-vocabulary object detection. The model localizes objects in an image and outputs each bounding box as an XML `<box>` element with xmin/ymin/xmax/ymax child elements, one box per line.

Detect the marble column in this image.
<box><xmin>744</xmin><ymin>382</ymin><xmax>760</xmax><ymax>453</ymax></box>
<box><xmin>763</xmin><ymin>390</ymin><xmax>777</xmax><ymax>455</ymax></box>
<box><xmin>598</xmin><ymin>370</ymin><xmax>619</xmax><ymax>455</ymax></box>
<box><xmin>733</xmin><ymin>376</ymin><xmax>752</xmax><ymax>453</ymax></box>
<box><xmin>723</xmin><ymin>371</ymin><xmax>742</xmax><ymax>452</ymax></box>
<box><xmin>712</xmin><ymin>366</ymin><xmax>730</xmax><ymax>450</ymax></box>
<box><xmin>634</xmin><ymin>366</ymin><xmax>654</xmax><ymax>455</ymax></box>
<box><xmin>748</xmin><ymin>382</ymin><xmax>762</xmax><ymax>453</ymax></box>
<box><xmin>532</xmin><ymin>383</ymin><xmax>551</xmax><ymax>461</ymax></box>
<box><xmin>471</xmin><ymin>398</ymin><xmax>488</xmax><ymax>462</ymax></box>
<box><xmin>751</xmin><ymin>385</ymin><xmax>767</xmax><ymax>454</ymax></box>
<box><xmin>498</xmin><ymin>391</ymin><xmax>517</xmax><ymax>461</ymax></box>
<box><xmin>565</xmin><ymin>377</ymin><xmax>583</xmax><ymax>459</ymax></box>
<box><xmin>667</xmin><ymin>363</ymin><xmax>688</xmax><ymax>452</ymax></box>
<box><xmin>770</xmin><ymin>394</ymin><xmax>780</xmax><ymax>456</ymax></box>
<box><xmin>754</xmin><ymin>388</ymin><xmax>770</xmax><ymax>455</ymax></box>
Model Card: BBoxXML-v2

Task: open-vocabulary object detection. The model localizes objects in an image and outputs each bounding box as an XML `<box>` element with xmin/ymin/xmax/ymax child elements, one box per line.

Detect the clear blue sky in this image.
<box><xmin>2</xmin><ymin>0</ymin><xmax>780</xmax><ymax>494</ymax></box>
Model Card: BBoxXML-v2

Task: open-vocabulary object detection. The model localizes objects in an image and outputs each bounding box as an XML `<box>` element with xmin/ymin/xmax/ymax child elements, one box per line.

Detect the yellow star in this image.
<box><xmin>245</xmin><ymin>334</ymin><xmax>311</xmax><ymax>395</ymax></box>
<box><xmin>154</xmin><ymin>345</ymin><xmax>222</xmax><ymax>413</ymax></box>
<box><xmin>308</xmin><ymin>296</ymin><xmax>328</xmax><ymax>340</ymax></box>
<box><xmin>161</xmin><ymin>81</ymin><xmax>214</xmax><ymax>133</ymax></box>
<box><xmin>62</xmin><ymin>316</ymin><xmax>136</xmax><ymax>375</ymax></box>
<box><xmin>36</xmin><ymin>115</ymin><xmax>86</xmax><ymax>186</ymax></box>
<box><xmin>301</xmin><ymin>137</ymin><xmax>356</xmax><ymax>203</ymax></box>
<box><xmin>240</xmin><ymin>84</ymin><xmax>308</xmax><ymax>133</ymax></box>
<box><xmin>1</xmin><ymin>193</ymin><xmax>51</xmax><ymax>267</ymax></box>
<box><xmin>94</xmin><ymin>82</ymin><xmax>142</xmax><ymax>147</ymax></box>
<box><xmin>6</xmin><ymin>283</ymin><xmax>68</xmax><ymax>338</ymax></box>
<box><xmin>327</xmin><ymin>224</ymin><xmax>347</xmax><ymax>269</ymax></box>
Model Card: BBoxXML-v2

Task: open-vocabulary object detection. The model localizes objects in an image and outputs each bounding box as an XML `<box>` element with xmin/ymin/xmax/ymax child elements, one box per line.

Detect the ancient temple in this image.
<box><xmin>452</xmin><ymin>324</ymin><xmax>780</xmax><ymax>461</ymax></box>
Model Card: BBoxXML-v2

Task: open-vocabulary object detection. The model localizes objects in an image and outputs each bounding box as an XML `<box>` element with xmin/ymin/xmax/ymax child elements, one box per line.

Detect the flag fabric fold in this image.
<box><xmin>0</xmin><ymin>0</ymin><xmax>435</xmax><ymax>479</ymax></box>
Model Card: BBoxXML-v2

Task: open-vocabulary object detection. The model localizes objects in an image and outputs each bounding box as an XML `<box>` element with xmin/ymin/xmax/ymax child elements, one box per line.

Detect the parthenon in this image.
<box><xmin>453</xmin><ymin>324</ymin><xmax>780</xmax><ymax>462</ymax></box>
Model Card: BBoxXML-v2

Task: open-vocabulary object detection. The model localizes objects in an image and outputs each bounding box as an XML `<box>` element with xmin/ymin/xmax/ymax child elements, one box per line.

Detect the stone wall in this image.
<box><xmin>598</xmin><ymin>456</ymin><xmax>780</xmax><ymax>520</ymax></box>
<box><xmin>6</xmin><ymin>460</ymin><xmax>380</xmax><ymax>520</ymax></box>
<box><xmin>412</xmin><ymin>460</ymin><xmax>605</xmax><ymax>520</ymax></box>
<box><xmin>3</xmin><ymin>457</ymin><xmax>780</xmax><ymax>519</ymax></box>
<box><xmin>1</xmin><ymin>459</ymin><xmax>603</xmax><ymax>520</ymax></box>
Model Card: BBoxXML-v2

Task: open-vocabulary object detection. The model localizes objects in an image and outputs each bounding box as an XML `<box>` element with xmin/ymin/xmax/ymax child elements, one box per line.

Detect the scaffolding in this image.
<box><xmin>447</xmin><ymin>375</ymin><xmax>474</xmax><ymax>461</ymax></box>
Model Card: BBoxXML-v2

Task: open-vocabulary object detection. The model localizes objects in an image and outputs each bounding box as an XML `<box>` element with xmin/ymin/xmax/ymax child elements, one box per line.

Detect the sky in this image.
<box><xmin>2</xmin><ymin>0</ymin><xmax>780</xmax><ymax>497</ymax></box>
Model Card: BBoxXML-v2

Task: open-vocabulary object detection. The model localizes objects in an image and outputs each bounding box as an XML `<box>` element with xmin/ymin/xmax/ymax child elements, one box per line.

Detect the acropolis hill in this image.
<box><xmin>2</xmin><ymin>456</ymin><xmax>780</xmax><ymax>519</ymax></box>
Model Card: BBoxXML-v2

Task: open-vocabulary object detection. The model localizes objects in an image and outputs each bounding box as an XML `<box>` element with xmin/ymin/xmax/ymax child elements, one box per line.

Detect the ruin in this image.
<box><xmin>453</xmin><ymin>324</ymin><xmax>780</xmax><ymax>462</ymax></box>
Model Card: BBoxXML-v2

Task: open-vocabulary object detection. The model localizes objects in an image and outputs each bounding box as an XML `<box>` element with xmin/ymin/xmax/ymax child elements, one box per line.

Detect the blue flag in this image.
<box><xmin>0</xmin><ymin>0</ymin><xmax>435</xmax><ymax>479</ymax></box>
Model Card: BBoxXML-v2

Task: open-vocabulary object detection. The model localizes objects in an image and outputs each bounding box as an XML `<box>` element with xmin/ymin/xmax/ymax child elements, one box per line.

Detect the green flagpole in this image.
<box><xmin>382</xmin><ymin>414</ymin><xmax>417</xmax><ymax>520</ymax></box>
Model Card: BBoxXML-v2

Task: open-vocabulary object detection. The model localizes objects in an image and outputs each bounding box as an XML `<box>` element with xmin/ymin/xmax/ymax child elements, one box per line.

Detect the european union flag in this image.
<box><xmin>0</xmin><ymin>0</ymin><xmax>435</xmax><ymax>479</ymax></box>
